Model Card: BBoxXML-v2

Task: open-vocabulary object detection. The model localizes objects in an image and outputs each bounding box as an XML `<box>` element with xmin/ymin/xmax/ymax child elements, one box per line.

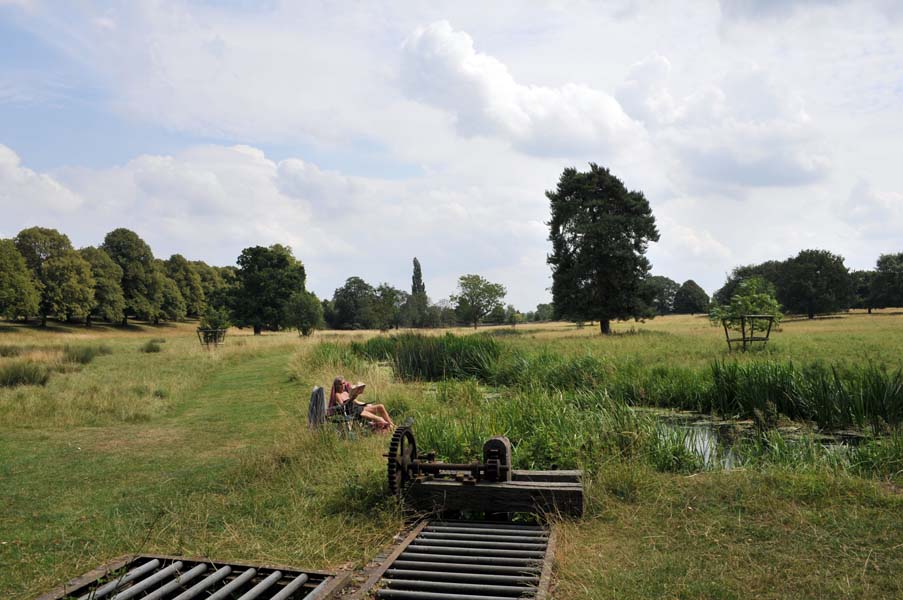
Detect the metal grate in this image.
<box><xmin>38</xmin><ymin>555</ymin><xmax>343</xmax><ymax>600</ymax></box>
<box><xmin>375</xmin><ymin>521</ymin><xmax>551</xmax><ymax>599</ymax></box>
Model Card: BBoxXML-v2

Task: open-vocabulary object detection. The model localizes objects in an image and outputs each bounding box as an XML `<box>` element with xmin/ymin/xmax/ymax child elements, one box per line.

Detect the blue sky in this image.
<box><xmin>2</xmin><ymin>1</ymin><xmax>902</xmax><ymax>309</ymax></box>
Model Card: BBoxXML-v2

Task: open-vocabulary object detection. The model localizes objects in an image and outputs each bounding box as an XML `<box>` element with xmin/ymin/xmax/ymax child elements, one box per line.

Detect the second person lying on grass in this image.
<box><xmin>329</xmin><ymin>376</ymin><xmax>395</xmax><ymax>432</ymax></box>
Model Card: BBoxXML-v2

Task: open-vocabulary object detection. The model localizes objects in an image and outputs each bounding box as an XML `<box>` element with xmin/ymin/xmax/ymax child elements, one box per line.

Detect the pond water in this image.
<box><xmin>646</xmin><ymin>409</ymin><xmax>869</xmax><ymax>469</ymax></box>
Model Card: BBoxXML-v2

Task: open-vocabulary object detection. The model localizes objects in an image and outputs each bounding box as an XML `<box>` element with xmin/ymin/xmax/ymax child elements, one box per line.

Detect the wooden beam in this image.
<box><xmin>535</xmin><ymin>528</ymin><xmax>558</xmax><ymax>600</ymax></box>
<box><xmin>512</xmin><ymin>470</ymin><xmax>582</xmax><ymax>483</ymax></box>
<box><xmin>405</xmin><ymin>480</ymin><xmax>583</xmax><ymax>517</ymax></box>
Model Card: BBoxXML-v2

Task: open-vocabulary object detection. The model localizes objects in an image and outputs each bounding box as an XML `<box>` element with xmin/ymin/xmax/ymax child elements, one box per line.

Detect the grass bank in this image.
<box><xmin>2</xmin><ymin>315</ymin><xmax>903</xmax><ymax>599</ymax></box>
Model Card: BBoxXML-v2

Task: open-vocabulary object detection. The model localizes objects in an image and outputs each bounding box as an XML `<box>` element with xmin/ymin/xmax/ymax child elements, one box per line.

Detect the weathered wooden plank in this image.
<box><xmin>347</xmin><ymin>521</ymin><xmax>429</xmax><ymax>600</ymax></box>
<box><xmin>405</xmin><ymin>480</ymin><xmax>583</xmax><ymax>517</ymax></box>
<box><xmin>511</xmin><ymin>470</ymin><xmax>582</xmax><ymax>483</ymax></box>
<box><xmin>535</xmin><ymin>528</ymin><xmax>557</xmax><ymax>600</ymax></box>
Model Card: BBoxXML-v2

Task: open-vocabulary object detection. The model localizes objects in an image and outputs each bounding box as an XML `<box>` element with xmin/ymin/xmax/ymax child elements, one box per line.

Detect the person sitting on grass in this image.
<box><xmin>329</xmin><ymin>376</ymin><xmax>395</xmax><ymax>432</ymax></box>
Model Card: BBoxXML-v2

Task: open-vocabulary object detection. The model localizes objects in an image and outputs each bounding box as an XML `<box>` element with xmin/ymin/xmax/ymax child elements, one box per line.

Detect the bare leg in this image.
<box><xmin>368</xmin><ymin>404</ymin><xmax>394</xmax><ymax>428</ymax></box>
<box><xmin>359</xmin><ymin>410</ymin><xmax>388</xmax><ymax>429</ymax></box>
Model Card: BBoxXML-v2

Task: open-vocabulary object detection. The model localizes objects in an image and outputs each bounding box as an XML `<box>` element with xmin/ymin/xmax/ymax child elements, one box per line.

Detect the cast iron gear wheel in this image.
<box><xmin>387</xmin><ymin>426</ymin><xmax>417</xmax><ymax>495</ymax></box>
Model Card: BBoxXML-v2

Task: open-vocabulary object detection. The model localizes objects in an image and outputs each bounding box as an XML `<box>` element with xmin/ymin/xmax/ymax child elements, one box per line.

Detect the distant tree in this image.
<box><xmin>871</xmin><ymin>253</ymin><xmax>903</xmax><ymax>309</ymax></box>
<box><xmin>165</xmin><ymin>254</ymin><xmax>205</xmax><ymax>317</ymax></box>
<box><xmin>433</xmin><ymin>298</ymin><xmax>458</xmax><ymax>327</ymax></box>
<box><xmin>199</xmin><ymin>305</ymin><xmax>232</xmax><ymax>330</ymax></box>
<box><xmin>486</xmin><ymin>304</ymin><xmax>507</xmax><ymax>325</ymax></box>
<box><xmin>42</xmin><ymin>250</ymin><xmax>95</xmax><ymax>322</ymax></box>
<box><xmin>713</xmin><ymin>260</ymin><xmax>785</xmax><ymax>306</ymax></box>
<box><xmin>374</xmin><ymin>284</ymin><xmax>408</xmax><ymax>331</ymax></box>
<box><xmin>673</xmin><ymin>280</ymin><xmax>710</xmax><ymax>315</ymax></box>
<box><xmin>14</xmin><ymin>226</ymin><xmax>74</xmax><ymax>325</ymax></box>
<box><xmin>709</xmin><ymin>276</ymin><xmax>783</xmax><ymax>330</ymax></box>
<box><xmin>780</xmin><ymin>249</ymin><xmax>853</xmax><ymax>319</ymax></box>
<box><xmin>286</xmin><ymin>290</ymin><xmax>324</xmax><ymax>336</ymax></box>
<box><xmin>321</xmin><ymin>298</ymin><xmax>338</xmax><ymax>329</ymax></box>
<box><xmin>332</xmin><ymin>276</ymin><xmax>377</xmax><ymax>329</ymax></box>
<box><xmin>645</xmin><ymin>275</ymin><xmax>680</xmax><ymax>315</ymax></box>
<box><xmin>101</xmin><ymin>228</ymin><xmax>162</xmax><ymax>324</ymax></box>
<box><xmin>0</xmin><ymin>239</ymin><xmax>40</xmax><ymax>320</ymax></box>
<box><xmin>231</xmin><ymin>244</ymin><xmax>306</xmax><ymax>335</ymax></box>
<box><xmin>534</xmin><ymin>303</ymin><xmax>553</xmax><ymax>321</ymax></box>
<box><xmin>504</xmin><ymin>304</ymin><xmax>523</xmax><ymax>327</ymax></box>
<box><xmin>78</xmin><ymin>247</ymin><xmax>126</xmax><ymax>325</ymax></box>
<box><xmin>157</xmin><ymin>273</ymin><xmax>187</xmax><ymax>322</ymax></box>
<box><xmin>406</xmin><ymin>257</ymin><xmax>429</xmax><ymax>327</ymax></box>
<box><xmin>191</xmin><ymin>261</ymin><xmax>230</xmax><ymax>311</ymax></box>
<box><xmin>547</xmin><ymin>164</ymin><xmax>660</xmax><ymax>335</ymax></box>
<box><xmin>451</xmin><ymin>274</ymin><xmax>506</xmax><ymax>329</ymax></box>
<box><xmin>850</xmin><ymin>270</ymin><xmax>876</xmax><ymax>313</ymax></box>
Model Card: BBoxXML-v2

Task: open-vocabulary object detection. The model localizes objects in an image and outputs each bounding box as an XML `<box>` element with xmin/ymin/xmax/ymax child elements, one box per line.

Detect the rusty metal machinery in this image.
<box><xmin>386</xmin><ymin>426</ymin><xmax>512</xmax><ymax>495</ymax></box>
<box><xmin>386</xmin><ymin>426</ymin><xmax>583</xmax><ymax>517</ymax></box>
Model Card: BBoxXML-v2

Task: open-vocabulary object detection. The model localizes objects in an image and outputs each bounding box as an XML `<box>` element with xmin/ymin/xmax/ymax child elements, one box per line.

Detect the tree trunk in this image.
<box><xmin>253</xmin><ymin>324</ymin><xmax>262</xmax><ymax>335</ymax></box>
<box><xmin>41</xmin><ymin>314</ymin><xmax>47</xmax><ymax>327</ymax></box>
<box><xmin>473</xmin><ymin>321</ymin><xmax>478</xmax><ymax>329</ymax></box>
<box><xmin>121</xmin><ymin>316</ymin><xmax>128</xmax><ymax>326</ymax></box>
<box><xmin>600</xmin><ymin>319</ymin><xmax>611</xmax><ymax>335</ymax></box>
<box><xmin>868</xmin><ymin>307</ymin><xmax>872</xmax><ymax>314</ymax></box>
<box><xmin>86</xmin><ymin>315</ymin><xmax>92</xmax><ymax>328</ymax></box>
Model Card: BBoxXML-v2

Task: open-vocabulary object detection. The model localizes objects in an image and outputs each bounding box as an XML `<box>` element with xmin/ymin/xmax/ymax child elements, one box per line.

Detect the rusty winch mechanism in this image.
<box><xmin>385</xmin><ymin>426</ymin><xmax>583</xmax><ymax>517</ymax></box>
<box><xmin>386</xmin><ymin>426</ymin><xmax>512</xmax><ymax>495</ymax></box>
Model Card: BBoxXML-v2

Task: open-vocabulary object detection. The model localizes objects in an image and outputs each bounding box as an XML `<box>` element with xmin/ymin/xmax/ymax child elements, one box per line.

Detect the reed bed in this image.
<box><xmin>351</xmin><ymin>333</ymin><xmax>903</xmax><ymax>431</ymax></box>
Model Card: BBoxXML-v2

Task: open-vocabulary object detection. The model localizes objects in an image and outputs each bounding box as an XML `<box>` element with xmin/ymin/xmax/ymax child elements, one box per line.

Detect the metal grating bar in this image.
<box><xmin>370</xmin><ymin>521</ymin><xmax>552</xmax><ymax>600</ymax></box>
<box><xmin>46</xmin><ymin>555</ymin><xmax>341</xmax><ymax>600</ymax></box>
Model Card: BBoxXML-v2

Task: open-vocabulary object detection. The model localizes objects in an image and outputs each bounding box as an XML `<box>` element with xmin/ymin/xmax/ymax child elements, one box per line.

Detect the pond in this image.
<box><xmin>645</xmin><ymin>409</ymin><xmax>870</xmax><ymax>469</ymax></box>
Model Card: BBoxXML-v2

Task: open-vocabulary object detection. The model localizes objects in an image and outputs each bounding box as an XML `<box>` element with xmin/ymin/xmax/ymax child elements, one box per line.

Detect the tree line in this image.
<box><xmin>713</xmin><ymin>250</ymin><xmax>903</xmax><ymax>319</ymax></box>
<box><xmin>322</xmin><ymin>262</ymin><xmax>554</xmax><ymax>331</ymax></box>
<box><xmin>0</xmin><ymin>227</ymin><xmax>557</xmax><ymax>333</ymax></box>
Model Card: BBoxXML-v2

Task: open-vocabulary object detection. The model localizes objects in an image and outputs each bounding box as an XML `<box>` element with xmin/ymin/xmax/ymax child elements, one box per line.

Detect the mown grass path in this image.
<box><xmin>0</xmin><ymin>348</ymin><xmax>305</xmax><ymax>599</ymax></box>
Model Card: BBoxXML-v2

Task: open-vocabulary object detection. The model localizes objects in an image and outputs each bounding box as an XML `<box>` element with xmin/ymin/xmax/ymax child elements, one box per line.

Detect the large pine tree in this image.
<box><xmin>547</xmin><ymin>164</ymin><xmax>659</xmax><ymax>334</ymax></box>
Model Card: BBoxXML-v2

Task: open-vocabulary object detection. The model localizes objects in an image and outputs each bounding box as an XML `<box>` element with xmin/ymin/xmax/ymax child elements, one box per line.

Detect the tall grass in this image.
<box><xmin>0</xmin><ymin>361</ymin><xmax>50</xmax><ymax>387</ymax></box>
<box><xmin>351</xmin><ymin>333</ymin><xmax>903</xmax><ymax>431</ymax></box>
<box><xmin>62</xmin><ymin>344</ymin><xmax>113</xmax><ymax>365</ymax></box>
<box><xmin>352</xmin><ymin>333</ymin><xmax>501</xmax><ymax>381</ymax></box>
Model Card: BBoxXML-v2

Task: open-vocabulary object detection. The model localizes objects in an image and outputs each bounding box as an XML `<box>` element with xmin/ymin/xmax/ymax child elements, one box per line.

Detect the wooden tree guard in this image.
<box><xmin>722</xmin><ymin>314</ymin><xmax>775</xmax><ymax>351</ymax></box>
<box><xmin>404</xmin><ymin>470</ymin><xmax>584</xmax><ymax>517</ymax></box>
<box><xmin>197</xmin><ymin>328</ymin><xmax>227</xmax><ymax>348</ymax></box>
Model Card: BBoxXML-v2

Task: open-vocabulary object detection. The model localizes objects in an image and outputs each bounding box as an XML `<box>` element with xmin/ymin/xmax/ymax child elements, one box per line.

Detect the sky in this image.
<box><xmin>1</xmin><ymin>0</ymin><xmax>902</xmax><ymax>310</ymax></box>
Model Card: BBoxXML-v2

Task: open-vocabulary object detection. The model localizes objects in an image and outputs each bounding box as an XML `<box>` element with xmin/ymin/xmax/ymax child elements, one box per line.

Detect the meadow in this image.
<box><xmin>1</xmin><ymin>313</ymin><xmax>902</xmax><ymax>599</ymax></box>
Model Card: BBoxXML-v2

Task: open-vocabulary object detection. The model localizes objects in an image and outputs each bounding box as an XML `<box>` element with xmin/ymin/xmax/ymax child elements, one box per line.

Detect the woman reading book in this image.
<box><xmin>329</xmin><ymin>376</ymin><xmax>395</xmax><ymax>431</ymax></box>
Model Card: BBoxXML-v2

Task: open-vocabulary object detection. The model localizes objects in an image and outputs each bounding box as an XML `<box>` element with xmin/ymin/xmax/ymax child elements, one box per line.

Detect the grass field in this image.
<box><xmin>1</xmin><ymin>313</ymin><xmax>902</xmax><ymax>599</ymax></box>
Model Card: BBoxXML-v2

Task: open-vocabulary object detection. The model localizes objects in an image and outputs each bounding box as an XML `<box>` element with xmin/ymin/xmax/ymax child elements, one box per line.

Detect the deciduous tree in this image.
<box><xmin>286</xmin><ymin>290</ymin><xmax>324</xmax><ymax>336</ymax></box>
<box><xmin>871</xmin><ymin>253</ymin><xmax>903</xmax><ymax>309</ymax></box>
<box><xmin>14</xmin><ymin>226</ymin><xmax>74</xmax><ymax>325</ymax></box>
<box><xmin>645</xmin><ymin>275</ymin><xmax>680</xmax><ymax>315</ymax></box>
<box><xmin>451</xmin><ymin>274</ymin><xmax>506</xmax><ymax>329</ymax></box>
<box><xmin>79</xmin><ymin>247</ymin><xmax>126</xmax><ymax>325</ymax></box>
<box><xmin>101</xmin><ymin>228</ymin><xmax>162</xmax><ymax>324</ymax></box>
<box><xmin>332</xmin><ymin>276</ymin><xmax>377</xmax><ymax>329</ymax></box>
<box><xmin>231</xmin><ymin>244</ymin><xmax>306</xmax><ymax>334</ymax></box>
<box><xmin>165</xmin><ymin>254</ymin><xmax>205</xmax><ymax>317</ymax></box>
<box><xmin>0</xmin><ymin>239</ymin><xmax>40</xmax><ymax>320</ymax></box>
<box><xmin>673</xmin><ymin>280</ymin><xmax>710</xmax><ymax>315</ymax></box>
<box><xmin>780</xmin><ymin>249</ymin><xmax>853</xmax><ymax>319</ymax></box>
<box><xmin>547</xmin><ymin>164</ymin><xmax>660</xmax><ymax>334</ymax></box>
<box><xmin>42</xmin><ymin>250</ymin><xmax>95</xmax><ymax>321</ymax></box>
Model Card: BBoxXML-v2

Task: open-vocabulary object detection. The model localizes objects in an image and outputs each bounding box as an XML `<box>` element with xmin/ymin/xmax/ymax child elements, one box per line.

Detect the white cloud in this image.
<box><xmin>840</xmin><ymin>180</ymin><xmax>903</xmax><ymax>239</ymax></box>
<box><xmin>617</xmin><ymin>56</ymin><xmax>830</xmax><ymax>193</ymax></box>
<box><xmin>400</xmin><ymin>20</ymin><xmax>644</xmax><ymax>158</ymax></box>
<box><xmin>0</xmin><ymin>144</ymin><xmax>82</xmax><ymax>218</ymax></box>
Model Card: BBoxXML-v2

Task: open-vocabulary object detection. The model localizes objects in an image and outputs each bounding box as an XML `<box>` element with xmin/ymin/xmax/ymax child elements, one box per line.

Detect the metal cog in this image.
<box><xmin>386</xmin><ymin>426</ymin><xmax>416</xmax><ymax>495</ymax></box>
